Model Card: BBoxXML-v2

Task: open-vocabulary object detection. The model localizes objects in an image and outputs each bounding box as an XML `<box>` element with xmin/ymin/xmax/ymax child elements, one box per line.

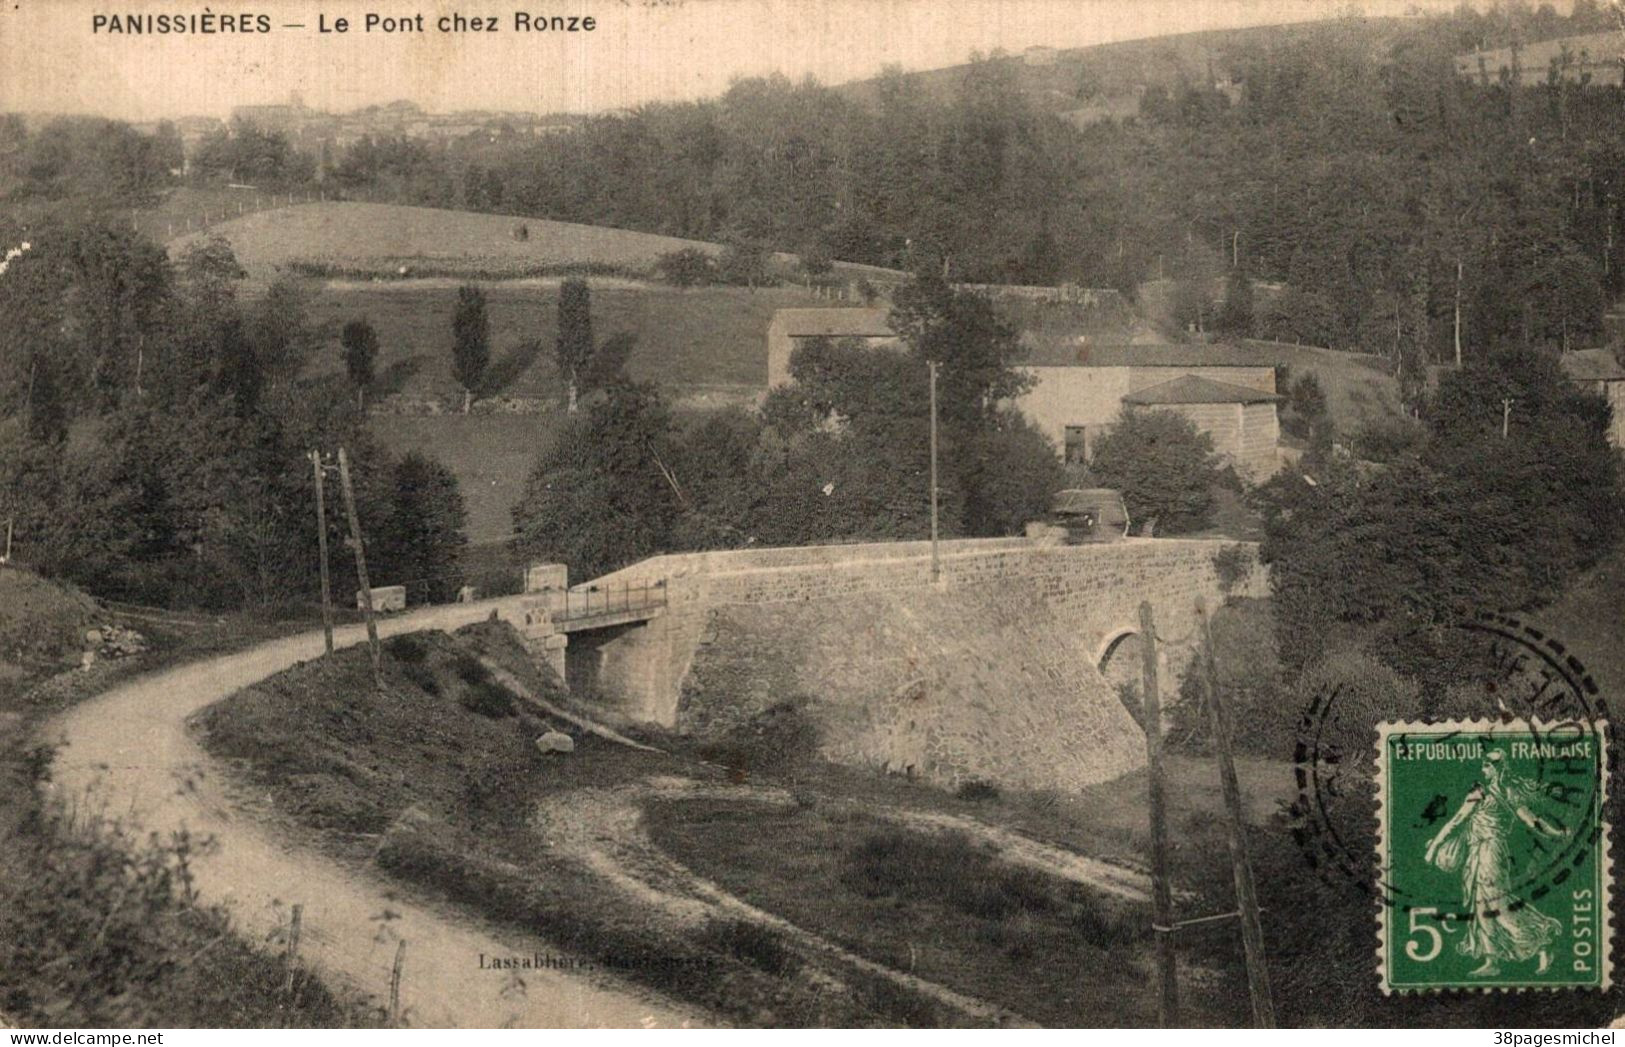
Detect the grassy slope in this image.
<box><xmin>170</xmin><ymin>202</ymin><xmax>723</xmax><ymax>283</ymax></box>
<box><xmin>0</xmin><ymin>567</ymin><xmax>98</xmax><ymax>703</ymax></box>
<box><xmin>1246</xmin><ymin>340</ymin><xmax>1406</xmax><ymax>435</ymax></box>
<box><xmin>194</xmin><ymin>619</ymin><xmax>1286</xmax><ymax>1026</ymax></box>
<box><xmin>196</xmin><ymin>623</ymin><xmax>968</xmax><ymax>1026</ymax></box>
<box><xmin>367</xmin><ymin>413</ymin><xmax>561</xmax><ymax>545</ymax></box>
<box><xmin>312</xmin><ymin>280</ymin><xmax>819</xmax><ymax>400</ymax></box>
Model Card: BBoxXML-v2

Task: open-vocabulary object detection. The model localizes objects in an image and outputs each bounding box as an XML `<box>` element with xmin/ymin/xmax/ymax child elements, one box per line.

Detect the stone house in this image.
<box><xmin>765</xmin><ymin>308</ymin><xmax>897</xmax><ymax>389</ymax></box>
<box><xmin>1014</xmin><ymin>342</ymin><xmax>1283</xmax><ymax>480</ymax></box>
<box><xmin>1559</xmin><ymin>348</ymin><xmax>1625</xmax><ymax>448</ymax></box>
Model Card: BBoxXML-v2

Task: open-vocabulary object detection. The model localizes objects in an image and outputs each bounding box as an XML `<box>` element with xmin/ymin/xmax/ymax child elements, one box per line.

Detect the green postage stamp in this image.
<box><xmin>1377</xmin><ymin>719</ymin><xmax>1612</xmax><ymax>993</ymax></box>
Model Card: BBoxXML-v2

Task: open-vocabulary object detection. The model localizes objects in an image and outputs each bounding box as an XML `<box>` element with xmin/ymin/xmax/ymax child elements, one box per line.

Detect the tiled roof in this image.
<box><xmin>1019</xmin><ymin>338</ymin><xmax>1278</xmax><ymax>368</ymax></box>
<box><xmin>1122</xmin><ymin>374</ymin><xmax>1282</xmax><ymax>406</ymax></box>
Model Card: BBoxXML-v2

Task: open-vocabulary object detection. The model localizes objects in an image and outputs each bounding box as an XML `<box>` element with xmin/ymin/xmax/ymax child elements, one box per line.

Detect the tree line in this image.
<box><xmin>0</xmin><ymin>222</ymin><xmax>467</xmax><ymax>610</ymax></box>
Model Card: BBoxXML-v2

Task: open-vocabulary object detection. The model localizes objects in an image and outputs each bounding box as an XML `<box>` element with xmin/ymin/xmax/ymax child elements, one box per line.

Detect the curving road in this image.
<box><xmin>46</xmin><ymin>597</ymin><xmax>707</xmax><ymax>1029</ymax></box>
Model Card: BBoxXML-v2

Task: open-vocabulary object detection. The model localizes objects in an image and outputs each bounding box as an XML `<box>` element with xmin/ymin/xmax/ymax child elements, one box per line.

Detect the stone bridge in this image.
<box><xmin>517</xmin><ymin>536</ymin><xmax>1266</xmax><ymax>794</ymax></box>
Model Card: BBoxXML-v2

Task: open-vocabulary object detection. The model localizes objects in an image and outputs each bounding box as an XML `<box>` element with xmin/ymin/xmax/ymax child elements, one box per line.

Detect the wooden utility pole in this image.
<box><xmin>336</xmin><ymin>447</ymin><xmax>381</xmax><ymax>683</ymax></box>
<box><xmin>1138</xmin><ymin>601</ymin><xmax>1180</xmax><ymax>1027</ymax></box>
<box><xmin>929</xmin><ymin>360</ymin><xmax>940</xmax><ymax>583</ymax></box>
<box><xmin>1502</xmin><ymin>397</ymin><xmax>1516</xmax><ymax>440</ymax></box>
<box><xmin>310</xmin><ymin>451</ymin><xmax>335</xmax><ymax>656</ymax></box>
<box><xmin>1195</xmin><ymin>597</ymin><xmax>1276</xmax><ymax>1028</ymax></box>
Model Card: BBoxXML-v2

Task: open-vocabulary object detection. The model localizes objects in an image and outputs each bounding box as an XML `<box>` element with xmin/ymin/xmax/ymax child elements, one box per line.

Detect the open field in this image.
<box><xmin>310</xmin><ymin>279</ymin><xmax>816</xmax><ymax>403</ymax></box>
<box><xmin>367</xmin><ymin>413</ymin><xmax>562</xmax><ymax>545</ymax></box>
<box><xmin>169</xmin><ymin>202</ymin><xmax>725</xmax><ymax>283</ymax></box>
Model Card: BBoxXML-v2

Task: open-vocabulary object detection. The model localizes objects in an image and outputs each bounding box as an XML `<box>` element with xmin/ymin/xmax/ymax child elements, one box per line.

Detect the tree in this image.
<box><xmin>889</xmin><ymin>273</ymin><xmax>1030</xmax><ymax>426</ymax></box>
<box><xmin>512</xmin><ymin>379</ymin><xmax>681</xmax><ymax>579</ymax></box>
<box><xmin>1088</xmin><ymin>408</ymin><xmax>1224</xmax><ymax>535</ymax></box>
<box><xmin>555</xmin><ymin>278</ymin><xmax>593</xmax><ymax>413</ymax></box>
<box><xmin>340</xmin><ymin>319</ymin><xmax>379</xmax><ymax>409</ymax></box>
<box><xmin>214</xmin><ymin>317</ymin><xmax>263</xmax><ymax>416</ymax></box>
<box><xmin>451</xmin><ymin>284</ymin><xmax>489</xmax><ymax>413</ymax></box>
<box><xmin>380</xmin><ymin>452</ymin><xmax>468</xmax><ymax>604</ymax></box>
<box><xmin>1217</xmin><ymin>269</ymin><xmax>1256</xmax><ymax>335</ymax></box>
<box><xmin>1256</xmin><ymin>348</ymin><xmax>1624</xmax><ymax>675</ymax></box>
<box><xmin>718</xmin><ymin>239</ymin><xmax>773</xmax><ymax>289</ymax></box>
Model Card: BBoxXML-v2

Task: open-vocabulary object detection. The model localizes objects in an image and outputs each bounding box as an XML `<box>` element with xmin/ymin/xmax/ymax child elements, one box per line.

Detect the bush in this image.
<box><xmin>1211</xmin><ymin>544</ymin><xmax>1255</xmax><ymax>596</ymax></box>
<box><xmin>384</xmin><ymin>634</ymin><xmax>429</xmax><ymax>663</ymax></box>
<box><xmin>1350</xmin><ymin>414</ymin><xmax>1426</xmax><ymax>462</ymax></box>
<box><xmin>0</xmin><ymin>800</ymin><xmax>371</xmax><ymax>1027</ymax></box>
<box><xmin>955</xmin><ymin>780</ymin><xmax>1001</xmax><ymax>802</ymax></box>
<box><xmin>696</xmin><ymin>919</ymin><xmax>800</xmax><ymax>977</ymax></box>
<box><xmin>695</xmin><ymin>698</ymin><xmax>820</xmax><ymax>772</ymax></box>
<box><xmin>459</xmin><ymin>679</ymin><xmax>517</xmax><ymax>718</ymax></box>
<box><xmin>654</xmin><ymin>248</ymin><xmax>715</xmax><ymax>289</ymax></box>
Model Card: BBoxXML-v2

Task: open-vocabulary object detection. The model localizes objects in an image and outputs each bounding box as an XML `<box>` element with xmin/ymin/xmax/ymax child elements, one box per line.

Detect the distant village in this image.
<box><xmin>122</xmin><ymin>93</ymin><xmax>579</xmax><ymax>175</ymax></box>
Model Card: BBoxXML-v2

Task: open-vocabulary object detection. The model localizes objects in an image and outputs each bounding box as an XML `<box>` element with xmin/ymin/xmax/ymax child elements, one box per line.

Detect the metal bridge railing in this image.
<box><xmin>547</xmin><ymin>579</ymin><xmax>668</xmax><ymax>622</ymax></box>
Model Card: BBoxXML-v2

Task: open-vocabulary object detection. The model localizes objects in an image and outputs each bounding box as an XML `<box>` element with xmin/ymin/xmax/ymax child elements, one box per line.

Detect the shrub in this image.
<box><xmin>384</xmin><ymin>634</ymin><xmax>429</xmax><ymax>664</ymax></box>
<box><xmin>1211</xmin><ymin>544</ymin><xmax>1255</xmax><ymax>596</ymax></box>
<box><xmin>459</xmin><ymin>679</ymin><xmax>517</xmax><ymax>719</ymax></box>
<box><xmin>399</xmin><ymin>662</ymin><xmax>441</xmax><ymax>696</ymax></box>
<box><xmin>955</xmin><ymin>779</ymin><xmax>1001</xmax><ymax>802</ymax></box>
<box><xmin>696</xmin><ymin>698</ymin><xmax>820</xmax><ymax>772</ymax></box>
<box><xmin>654</xmin><ymin>248</ymin><xmax>715</xmax><ymax>289</ymax></box>
<box><xmin>1351</xmin><ymin>414</ymin><xmax>1426</xmax><ymax>462</ymax></box>
<box><xmin>696</xmin><ymin>919</ymin><xmax>801</xmax><ymax>977</ymax></box>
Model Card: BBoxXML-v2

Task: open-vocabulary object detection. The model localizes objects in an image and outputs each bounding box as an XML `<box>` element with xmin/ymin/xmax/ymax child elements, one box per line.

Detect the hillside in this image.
<box><xmin>0</xmin><ymin>566</ymin><xmax>98</xmax><ymax>703</ymax></box>
<box><xmin>168</xmin><ymin>202</ymin><xmax>725</xmax><ymax>284</ymax></box>
<box><xmin>833</xmin><ymin>17</ymin><xmax>1413</xmax><ymax>124</ymax></box>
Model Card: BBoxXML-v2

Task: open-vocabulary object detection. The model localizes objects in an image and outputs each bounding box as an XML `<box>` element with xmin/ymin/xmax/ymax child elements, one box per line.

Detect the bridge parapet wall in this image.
<box><xmin>577</xmin><ymin>536</ymin><xmax>1265</xmax><ymax>730</ymax></box>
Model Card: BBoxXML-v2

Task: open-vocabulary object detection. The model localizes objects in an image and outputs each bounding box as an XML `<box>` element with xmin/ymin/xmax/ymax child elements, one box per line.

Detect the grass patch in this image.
<box><xmin>646</xmin><ymin>799</ymin><xmax>1206</xmax><ymax>1027</ymax></box>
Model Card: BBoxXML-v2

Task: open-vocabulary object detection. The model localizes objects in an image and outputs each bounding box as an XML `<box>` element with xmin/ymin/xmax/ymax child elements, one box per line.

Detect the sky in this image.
<box><xmin>2</xmin><ymin>0</ymin><xmax>1503</xmax><ymax>121</ymax></box>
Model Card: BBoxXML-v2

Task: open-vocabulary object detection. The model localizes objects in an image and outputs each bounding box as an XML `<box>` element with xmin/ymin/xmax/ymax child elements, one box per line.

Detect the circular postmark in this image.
<box><xmin>1291</xmin><ymin>611</ymin><xmax>1613</xmax><ymax>917</ymax></box>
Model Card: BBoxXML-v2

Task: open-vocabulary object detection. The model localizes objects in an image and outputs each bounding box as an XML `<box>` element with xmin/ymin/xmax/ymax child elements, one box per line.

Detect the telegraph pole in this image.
<box><xmin>1138</xmin><ymin>602</ymin><xmax>1180</xmax><ymax>1027</ymax></box>
<box><xmin>336</xmin><ymin>447</ymin><xmax>381</xmax><ymax>683</ymax></box>
<box><xmin>310</xmin><ymin>451</ymin><xmax>335</xmax><ymax>656</ymax></box>
<box><xmin>1196</xmin><ymin>597</ymin><xmax>1276</xmax><ymax>1028</ymax></box>
<box><xmin>1502</xmin><ymin>397</ymin><xmax>1516</xmax><ymax>440</ymax></box>
<box><xmin>929</xmin><ymin>360</ymin><xmax>940</xmax><ymax>583</ymax></box>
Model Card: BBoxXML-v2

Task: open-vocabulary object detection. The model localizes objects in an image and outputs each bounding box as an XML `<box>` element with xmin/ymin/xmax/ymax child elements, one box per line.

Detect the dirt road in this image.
<box><xmin>45</xmin><ymin>598</ymin><xmax>705</xmax><ymax>1029</ymax></box>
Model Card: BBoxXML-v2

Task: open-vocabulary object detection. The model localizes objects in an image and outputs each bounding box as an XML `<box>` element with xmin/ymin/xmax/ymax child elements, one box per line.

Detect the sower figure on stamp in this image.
<box><xmin>1424</xmin><ymin>751</ymin><xmax>1567</xmax><ymax>977</ymax></box>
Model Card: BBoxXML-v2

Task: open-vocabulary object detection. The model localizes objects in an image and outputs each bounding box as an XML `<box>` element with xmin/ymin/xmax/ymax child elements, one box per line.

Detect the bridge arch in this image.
<box><xmin>1095</xmin><ymin>627</ymin><xmax>1145</xmax><ymax>704</ymax></box>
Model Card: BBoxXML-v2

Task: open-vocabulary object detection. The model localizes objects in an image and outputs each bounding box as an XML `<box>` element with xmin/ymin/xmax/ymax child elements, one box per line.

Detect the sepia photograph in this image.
<box><xmin>2</xmin><ymin>0</ymin><xmax>1625</xmax><ymax>1033</ymax></box>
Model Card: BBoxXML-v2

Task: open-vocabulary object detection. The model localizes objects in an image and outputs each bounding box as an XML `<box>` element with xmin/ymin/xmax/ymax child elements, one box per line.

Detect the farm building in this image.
<box><xmin>1014</xmin><ymin>342</ymin><xmax>1283</xmax><ymax>481</ymax></box>
<box><xmin>1559</xmin><ymin>348</ymin><xmax>1625</xmax><ymax>448</ymax></box>
<box><xmin>763</xmin><ymin>309</ymin><xmax>1285</xmax><ymax>479</ymax></box>
<box><xmin>765</xmin><ymin>308</ymin><xmax>898</xmax><ymax>389</ymax></box>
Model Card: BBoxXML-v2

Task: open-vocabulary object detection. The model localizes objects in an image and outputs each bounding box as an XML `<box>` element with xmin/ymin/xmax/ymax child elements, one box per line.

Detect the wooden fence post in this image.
<box><xmin>389</xmin><ymin>939</ymin><xmax>406</xmax><ymax>1025</ymax></box>
<box><xmin>1196</xmin><ymin>597</ymin><xmax>1276</xmax><ymax>1028</ymax></box>
<box><xmin>282</xmin><ymin>903</ymin><xmax>303</xmax><ymax>993</ymax></box>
